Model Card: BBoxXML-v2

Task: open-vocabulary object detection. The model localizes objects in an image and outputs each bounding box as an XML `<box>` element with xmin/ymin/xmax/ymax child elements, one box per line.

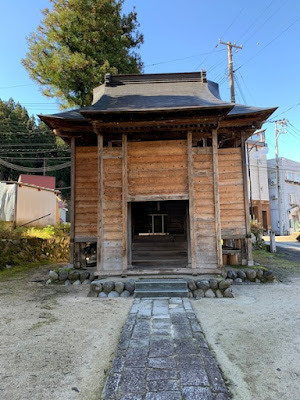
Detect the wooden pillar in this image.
<box><xmin>212</xmin><ymin>129</ymin><xmax>223</xmax><ymax>268</ymax></box>
<box><xmin>241</xmin><ymin>132</ymin><xmax>254</xmax><ymax>266</ymax></box>
<box><xmin>96</xmin><ymin>133</ymin><xmax>104</xmax><ymax>273</ymax></box>
<box><xmin>187</xmin><ymin>131</ymin><xmax>196</xmax><ymax>270</ymax></box>
<box><xmin>69</xmin><ymin>137</ymin><xmax>75</xmax><ymax>268</ymax></box>
<box><xmin>122</xmin><ymin>133</ymin><xmax>128</xmax><ymax>273</ymax></box>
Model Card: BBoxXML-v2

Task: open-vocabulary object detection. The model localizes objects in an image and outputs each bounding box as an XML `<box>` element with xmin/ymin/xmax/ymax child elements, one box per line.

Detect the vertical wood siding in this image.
<box><xmin>192</xmin><ymin>147</ymin><xmax>218</xmax><ymax>267</ymax></box>
<box><xmin>102</xmin><ymin>147</ymin><xmax>123</xmax><ymax>270</ymax></box>
<box><xmin>75</xmin><ymin>146</ymin><xmax>98</xmax><ymax>237</ymax></box>
<box><xmin>218</xmin><ymin>148</ymin><xmax>246</xmax><ymax>237</ymax></box>
<box><xmin>127</xmin><ymin>140</ymin><xmax>188</xmax><ymax>197</ymax></box>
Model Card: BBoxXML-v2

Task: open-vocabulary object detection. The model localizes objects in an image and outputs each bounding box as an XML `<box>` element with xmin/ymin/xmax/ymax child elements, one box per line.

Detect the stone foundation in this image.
<box><xmin>47</xmin><ymin>267</ymin><xmax>276</xmax><ymax>298</ymax></box>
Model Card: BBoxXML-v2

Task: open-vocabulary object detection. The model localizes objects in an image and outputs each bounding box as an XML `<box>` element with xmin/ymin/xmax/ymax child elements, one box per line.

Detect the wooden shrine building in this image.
<box><xmin>40</xmin><ymin>71</ymin><xmax>276</xmax><ymax>276</ymax></box>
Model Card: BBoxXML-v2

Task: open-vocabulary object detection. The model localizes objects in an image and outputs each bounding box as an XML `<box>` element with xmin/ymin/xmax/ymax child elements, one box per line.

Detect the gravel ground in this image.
<box><xmin>1</xmin><ymin>263</ymin><xmax>300</xmax><ymax>400</ymax></box>
<box><xmin>192</xmin><ymin>278</ymin><xmax>300</xmax><ymax>400</ymax></box>
<box><xmin>0</xmin><ymin>266</ymin><xmax>132</xmax><ymax>400</ymax></box>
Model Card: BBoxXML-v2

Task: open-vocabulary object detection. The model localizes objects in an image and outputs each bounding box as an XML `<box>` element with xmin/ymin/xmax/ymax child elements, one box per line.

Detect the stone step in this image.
<box><xmin>135</xmin><ymin>279</ymin><xmax>188</xmax><ymax>291</ymax></box>
<box><xmin>134</xmin><ymin>289</ymin><xmax>189</xmax><ymax>298</ymax></box>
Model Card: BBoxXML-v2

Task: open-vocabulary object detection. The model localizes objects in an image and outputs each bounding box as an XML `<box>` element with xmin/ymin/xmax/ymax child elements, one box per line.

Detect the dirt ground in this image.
<box><xmin>1</xmin><ymin>250</ymin><xmax>300</xmax><ymax>400</ymax></box>
<box><xmin>193</xmin><ymin>251</ymin><xmax>300</xmax><ymax>400</ymax></box>
<box><xmin>0</xmin><ymin>266</ymin><xmax>132</xmax><ymax>400</ymax></box>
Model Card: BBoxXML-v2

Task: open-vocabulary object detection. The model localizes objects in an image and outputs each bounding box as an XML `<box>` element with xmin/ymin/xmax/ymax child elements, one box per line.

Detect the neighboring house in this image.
<box><xmin>0</xmin><ymin>180</ymin><xmax>58</xmax><ymax>227</ymax></box>
<box><xmin>40</xmin><ymin>71</ymin><xmax>276</xmax><ymax>275</ymax></box>
<box><xmin>268</xmin><ymin>158</ymin><xmax>300</xmax><ymax>235</ymax></box>
<box><xmin>246</xmin><ymin>131</ymin><xmax>271</xmax><ymax>231</ymax></box>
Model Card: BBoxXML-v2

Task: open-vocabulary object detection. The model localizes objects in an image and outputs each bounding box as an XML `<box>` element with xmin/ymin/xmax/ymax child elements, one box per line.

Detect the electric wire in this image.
<box><xmin>236</xmin><ymin>15</ymin><xmax>300</xmax><ymax>72</ymax></box>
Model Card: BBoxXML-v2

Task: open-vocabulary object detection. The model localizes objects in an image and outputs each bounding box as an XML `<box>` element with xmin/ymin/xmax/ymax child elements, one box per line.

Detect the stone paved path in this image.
<box><xmin>102</xmin><ymin>298</ymin><xmax>229</xmax><ymax>400</ymax></box>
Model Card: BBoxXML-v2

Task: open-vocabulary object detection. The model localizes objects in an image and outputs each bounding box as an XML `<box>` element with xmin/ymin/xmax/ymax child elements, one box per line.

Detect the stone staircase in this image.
<box><xmin>134</xmin><ymin>279</ymin><xmax>189</xmax><ymax>298</ymax></box>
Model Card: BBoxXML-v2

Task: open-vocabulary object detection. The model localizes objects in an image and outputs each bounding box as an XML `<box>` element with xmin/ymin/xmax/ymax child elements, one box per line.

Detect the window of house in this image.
<box><xmin>295</xmin><ymin>173</ymin><xmax>300</xmax><ymax>183</ymax></box>
<box><xmin>286</xmin><ymin>171</ymin><xmax>293</xmax><ymax>181</ymax></box>
<box><xmin>289</xmin><ymin>193</ymin><xmax>298</xmax><ymax>205</ymax></box>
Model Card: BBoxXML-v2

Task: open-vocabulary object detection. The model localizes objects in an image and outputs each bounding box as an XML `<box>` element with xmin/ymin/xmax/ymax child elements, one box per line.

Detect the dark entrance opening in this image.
<box><xmin>130</xmin><ymin>200</ymin><xmax>189</xmax><ymax>268</ymax></box>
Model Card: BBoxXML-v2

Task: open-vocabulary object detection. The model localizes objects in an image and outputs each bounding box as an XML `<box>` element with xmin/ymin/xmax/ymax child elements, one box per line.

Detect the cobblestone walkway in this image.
<box><xmin>102</xmin><ymin>298</ymin><xmax>229</xmax><ymax>400</ymax></box>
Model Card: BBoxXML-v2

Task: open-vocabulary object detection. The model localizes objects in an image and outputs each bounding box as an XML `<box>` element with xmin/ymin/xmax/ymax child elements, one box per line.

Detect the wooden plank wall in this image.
<box><xmin>75</xmin><ymin>146</ymin><xmax>98</xmax><ymax>237</ymax></box>
<box><xmin>192</xmin><ymin>147</ymin><xmax>218</xmax><ymax>267</ymax></box>
<box><xmin>128</xmin><ymin>140</ymin><xmax>188</xmax><ymax>198</ymax></box>
<box><xmin>218</xmin><ymin>148</ymin><xmax>246</xmax><ymax>237</ymax></box>
<box><xmin>102</xmin><ymin>147</ymin><xmax>123</xmax><ymax>271</ymax></box>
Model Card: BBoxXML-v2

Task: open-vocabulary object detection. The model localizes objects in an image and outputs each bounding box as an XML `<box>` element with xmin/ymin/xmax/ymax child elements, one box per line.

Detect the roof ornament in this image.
<box><xmin>105</xmin><ymin>73</ymin><xmax>111</xmax><ymax>86</ymax></box>
<box><xmin>201</xmin><ymin>70</ymin><xmax>207</xmax><ymax>83</ymax></box>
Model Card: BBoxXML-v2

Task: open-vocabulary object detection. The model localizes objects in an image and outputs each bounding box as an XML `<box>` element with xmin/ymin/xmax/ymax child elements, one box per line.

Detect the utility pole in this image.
<box><xmin>219</xmin><ymin>40</ymin><xmax>243</xmax><ymax>103</ymax></box>
<box><xmin>274</xmin><ymin>119</ymin><xmax>287</xmax><ymax>236</ymax></box>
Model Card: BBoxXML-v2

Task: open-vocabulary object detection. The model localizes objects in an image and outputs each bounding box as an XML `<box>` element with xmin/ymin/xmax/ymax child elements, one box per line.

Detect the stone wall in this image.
<box><xmin>225</xmin><ymin>269</ymin><xmax>275</xmax><ymax>283</ymax></box>
<box><xmin>0</xmin><ymin>237</ymin><xmax>69</xmax><ymax>267</ymax></box>
<box><xmin>47</xmin><ymin>268</ymin><xmax>276</xmax><ymax>299</ymax></box>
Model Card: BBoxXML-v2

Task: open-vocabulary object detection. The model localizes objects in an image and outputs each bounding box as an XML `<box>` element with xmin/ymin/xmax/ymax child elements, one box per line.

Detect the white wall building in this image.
<box><xmin>246</xmin><ymin>131</ymin><xmax>271</xmax><ymax>230</ymax></box>
<box><xmin>267</xmin><ymin>158</ymin><xmax>300</xmax><ymax>235</ymax></box>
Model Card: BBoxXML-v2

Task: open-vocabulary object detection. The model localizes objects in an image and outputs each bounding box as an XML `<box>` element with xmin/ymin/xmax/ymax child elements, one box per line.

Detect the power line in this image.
<box><xmin>144</xmin><ymin>49</ymin><xmax>226</xmax><ymax>68</ymax></box>
<box><xmin>0</xmin><ymin>158</ymin><xmax>71</xmax><ymax>173</ymax></box>
<box><xmin>242</xmin><ymin>0</ymin><xmax>288</xmax><ymax>45</ymax></box>
<box><xmin>236</xmin><ymin>15</ymin><xmax>300</xmax><ymax>72</ymax></box>
<box><xmin>219</xmin><ymin>7</ymin><xmax>245</xmax><ymax>40</ymax></box>
<box><xmin>269</xmin><ymin>102</ymin><xmax>300</xmax><ymax>120</ymax></box>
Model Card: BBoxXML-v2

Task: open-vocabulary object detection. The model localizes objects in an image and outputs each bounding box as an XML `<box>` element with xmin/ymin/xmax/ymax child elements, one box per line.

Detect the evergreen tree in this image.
<box><xmin>22</xmin><ymin>0</ymin><xmax>143</xmax><ymax>108</ymax></box>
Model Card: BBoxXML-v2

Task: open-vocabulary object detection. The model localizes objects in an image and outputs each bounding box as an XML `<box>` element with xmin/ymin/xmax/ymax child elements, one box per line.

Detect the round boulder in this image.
<box><xmin>193</xmin><ymin>289</ymin><xmax>205</xmax><ymax>299</ymax></box>
<box><xmin>187</xmin><ymin>279</ymin><xmax>197</xmax><ymax>291</ymax></box>
<box><xmin>264</xmin><ymin>270</ymin><xmax>275</xmax><ymax>281</ymax></box>
<box><xmin>80</xmin><ymin>271</ymin><xmax>90</xmax><ymax>282</ymax></box>
<box><xmin>58</xmin><ymin>270</ymin><xmax>68</xmax><ymax>282</ymax></box>
<box><xmin>246</xmin><ymin>270</ymin><xmax>257</xmax><ymax>282</ymax></box>
<box><xmin>49</xmin><ymin>270</ymin><xmax>58</xmax><ymax>282</ymax></box>
<box><xmin>68</xmin><ymin>270</ymin><xmax>80</xmax><ymax>282</ymax></box>
<box><xmin>237</xmin><ymin>270</ymin><xmax>246</xmax><ymax>280</ymax></box>
<box><xmin>196</xmin><ymin>280</ymin><xmax>210</xmax><ymax>291</ymax></box>
<box><xmin>256</xmin><ymin>269</ymin><xmax>264</xmax><ymax>279</ymax></box>
<box><xmin>227</xmin><ymin>270</ymin><xmax>238</xmax><ymax>280</ymax></box>
<box><xmin>234</xmin><ymin>278</ymin><xmax>243</xmax><ymax>284</ymax></box>
<box><xmin>125</xmin><ymin>279</ymin><xmax>135</xmax><ymax>294</ymax></box>
<box><xmin>209</xmin><ymin>279</ymin><xmax>218</xmax><ymax>290</ymax></box>
<box><xmin>99</xmin><ymin>292</ymin><xmax>108</xmax><ymax>298</ymax></box>
<box><xmin>102</xmin><ymin>281</ymin><xmax>115</xmax><ymax>294</ymax></box>
<box><xmin>73</xmin><ymin>279</ymin><xmax>81</xmax><ymax>286</ymax></box>
<box><xmin>218</xmin><ymin>279</ymin><xmax>231</xmax><ymax>290</ymax></box>
<box><xmin>115</xmin><ymin>281</ymin><xmax>125</xmax><ymax>294</ymax></box>
<box><xmin>90</xmin><ymin>281</ymin><xmax>102</xmax><ymax>293</ymax></box>
<box><xmin>120</xmin><ymin>290</ymin><xmax>131</xmax><ymax>298</ymax></box>
<box><xmin>108</xmin><ymin>291</ymin><xmax>120</xmax><ymax>298</ymax></box>
<box><xmin>223</xmin><ymin>288</ymin><xmax>234</xmax><ymax>298</ymax></box>
<box><xmin>215</xmin><ymin>289</ymin><xmax>223</xmax><ymax>298</ymax></box>
<box><xmin>205</xmin><ymin>289</ymin><xmax>216</xmax><ymax>298</ymax></box>
<box><xmin>64</xmin><ymin>279</ymin><xmax>71</xmax><ymax>286</ymax></box>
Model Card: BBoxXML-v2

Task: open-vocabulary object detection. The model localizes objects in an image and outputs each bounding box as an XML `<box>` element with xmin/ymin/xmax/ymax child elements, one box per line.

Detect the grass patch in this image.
<box><xmin>253</xmin><ymin>248</ymin><xmax>300</xmax><ymax>279</ymax></box>
<box><xmin>0</xmin><ymin>261</ymin><xmax>52</xmax><ymax>282</ymax></box>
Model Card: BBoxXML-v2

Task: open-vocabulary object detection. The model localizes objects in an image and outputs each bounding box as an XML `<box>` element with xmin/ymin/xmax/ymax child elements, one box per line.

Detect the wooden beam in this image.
<box><xmin>187</xmin><ymin>131</ymin><xmax>196</xmax><ymax>269</ymax></box>
<box><xmin>96</xmin><ymin>133</ymin><xmax>104</xmax><ymax>273</ymax></box>
<box><xmin>212</xmin><ymin>130</ymin><xmax>223</xmax><ymax>268</ymax></box>
<box><xmin>69</xmin><ymin>137</ymin><xmax>75</xmax><ymax>267</ymax></box>
<box><xmin>128</xmin><ymin>194</ymin><xmax>189</xmax><ymax>202</ymax></box>
<box><xmin>122</xmin><ymin>133</ymin><xmax>128</xmax><ymax>273</ymax></box>
<box><xmin>241</xmin><ymin>132</ymin><xmax>254</xmax><ymax>266</ymax></box>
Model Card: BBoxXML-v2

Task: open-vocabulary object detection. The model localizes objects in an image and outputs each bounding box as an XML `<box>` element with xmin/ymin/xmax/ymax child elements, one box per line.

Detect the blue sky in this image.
<box><xmin>0</xmin><ymin>0</ymin><xmax>299</xmax><ymax>162</ymax></box>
